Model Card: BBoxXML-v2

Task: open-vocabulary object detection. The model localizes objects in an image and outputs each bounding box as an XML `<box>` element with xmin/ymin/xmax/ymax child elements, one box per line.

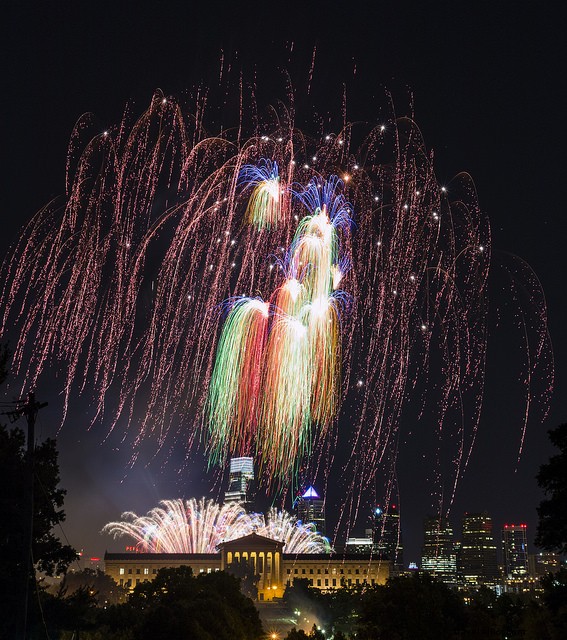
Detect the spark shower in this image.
<box><xmin>0</xmin><ymin>88</ymin><xmax>551</xmax><ymax>516</ymax></box>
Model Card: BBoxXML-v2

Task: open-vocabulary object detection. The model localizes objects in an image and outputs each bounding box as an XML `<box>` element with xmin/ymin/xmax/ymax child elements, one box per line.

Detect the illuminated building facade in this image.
<box><xmin>373</xmin><ymin>503</ymin><xmax>404</xmax><ymax>571</ymax></box>
<box><xmin>459</xmin><ymin>512</ymin><xmax>499</xmax><ymax>585</ymax></box>
<box><xmin>345</xmin><ymin>537</ymin><xmax>374</xmax><ymax>554</ymax></box>
<box><xmin>294</xmin><ymin>486</ymin><xmax>326</xmax><ymax>535</ymax></box>
<box><xmin>421</xmin><ymin>516</ymin><xmax>457</xmax><ymax>583</ymax></box>
<box><xmin>528</xmin><ymin>552</ymin><xmax>562</xmax><ymax>578</ymax></box>
<box><xmin>104</xmin><ymin>532</ymin><xmax>389</xmax><ymax>601</ymax></box>
<box><xmin>502</xmin><ymin>524</ymin><xmax>529</xmax><ymax>578</ymax></box>
<box><xmin>224</xmin><ymin>457</ymin><xmax>255</xmax><ymax>508</ymax></box>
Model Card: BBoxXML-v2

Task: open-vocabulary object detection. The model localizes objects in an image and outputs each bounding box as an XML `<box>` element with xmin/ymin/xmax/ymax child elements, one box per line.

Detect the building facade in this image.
<box><xmin>373</xmin><ymin>503</ymin><xmax>404</xmax><ymax>571</ymax></box>
<box><xmin>421</xmin><ymin>516</ymin><xmax>457</xmax><ymax>584</ymax></box>
<box><xmin>294</xmin><ymin>486</ymin><xmax>326</xmax><ymax>535</ymax></box>
<box><xmin>224</xmin><ymin>457</ymin><xmax>255</xmax><ymax>507</ymax></box>
<box><xmin>502</xmin><ymin>524</ymin><xmax>529</xmax><ymax>578</ymax></box>
<box><xmin>459</xmin><ymin>512</ymin><xmax>499</xmax><ymax>585</ymax></box>
<box><xmin>105</xmin><ymin>532</ymin><xmax>389</xmax><ymax>601</ymax></box>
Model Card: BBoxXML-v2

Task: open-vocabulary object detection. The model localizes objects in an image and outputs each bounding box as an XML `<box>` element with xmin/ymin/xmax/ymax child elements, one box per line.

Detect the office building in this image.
<box><xmin>294</xmin><ymin>485</ymin><xmax>326</xmax><ymax>535</ymax></box>
<box><xmin>345</xmin><ymin>537</ymin><xmax>374</xmax><ymax>554</ymax></box>
<box><xmin>502</xmin><ymin>524</ymin><xmax>528</xmax><ymax>578</ymax></box>
<box><xmin>459</xmin><ymin>512</ymin><xmax>499</xmax><ymax>585</ymax></box>
<box><xmin>373</xmin><ymin>503</ymin><xmax>404</xmax><ymax>571</ymax></box>
<box><xmin>421</xmin><ymin>516</ymin><xmax>457</xmax><ymax>583</ymax></box>
<box><xmin>528</xmin><ymin>552</ymin><xmax>562</xmax><ymax>578</ymax></box>
<box><xmin>224</xmin><ymin>457</ymin><xmax>255</xmax><ymax>508</ymax></box>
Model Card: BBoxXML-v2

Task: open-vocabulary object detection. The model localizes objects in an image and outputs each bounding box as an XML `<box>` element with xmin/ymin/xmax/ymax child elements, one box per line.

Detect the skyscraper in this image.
<box><xmin>294</xmin><ymin>486</ymin><xmax>326</xmax><ymax>535</ymax></box>
<box><xmin>421</xmin><ymin>516</ymin><xmax>457</xmax><ymax>583</ymax></box>
<box><xmin>502</xmin><ymin>524</ymin><xmax>528</xmax><ymax>578</ymax></box>
<box><xmin>459</xmin><ymin>512</ymin><xmax>499</xmax><ymax>585</ymax></box>
<box><xmin>224</xmin><ymin>457</ymin><xmax>255</xmax><ymax>508</ymax></box>
<box><xmin>373</xmin><ymin>503</ymin><xmax>404</xmax><ymax>571</ymax></box>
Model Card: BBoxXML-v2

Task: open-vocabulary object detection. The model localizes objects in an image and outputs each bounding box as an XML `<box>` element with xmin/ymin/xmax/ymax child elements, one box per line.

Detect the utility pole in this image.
<box><xmin>2</xmin><ymin>391</ymin><xmax>48</xmax><ymax>639</ymax></box>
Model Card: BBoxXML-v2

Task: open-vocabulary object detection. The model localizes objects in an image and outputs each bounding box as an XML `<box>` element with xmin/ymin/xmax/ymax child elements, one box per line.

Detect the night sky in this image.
<box><xmin>2</xmin><ymin>1</ymin><xmax>565</xmax><ymax>566</ymax></box>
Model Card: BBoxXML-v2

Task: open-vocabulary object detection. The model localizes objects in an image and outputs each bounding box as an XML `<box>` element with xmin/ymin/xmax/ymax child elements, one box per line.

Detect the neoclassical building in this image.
<box><xmin>105</xmin><ymin>532</ymin><xmax>390</xmax><ymax>601</ymax></box>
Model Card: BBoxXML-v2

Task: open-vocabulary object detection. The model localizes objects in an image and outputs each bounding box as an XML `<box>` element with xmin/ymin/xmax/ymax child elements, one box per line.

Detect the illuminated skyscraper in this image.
<box><xmin>373</xmin><ymin>503</ymin><xmax>404</xmax><ymax>571</ymax></box>
<box><xmin>502</xmin><ymin>524</ymin><xmax>529</xmax><ymax>578</ymax></box>
<box><xmin>294</xmin><ymin>486</ymin><xmax>326</xmax><ymax>535</ymax></box>
<box><xmin>421</xmin><ymin>516</ymin><xmax>457</xmax><ymax>583</ymax></box>
<box><xmin>459</xmin><ymin>512</ymin><xmax>499</xmax><ymax>585</ymax></box>
<box><xmin>224</xmin><ymin>457</ymin><xmax>255</xmax><ymax>508</ymax></box>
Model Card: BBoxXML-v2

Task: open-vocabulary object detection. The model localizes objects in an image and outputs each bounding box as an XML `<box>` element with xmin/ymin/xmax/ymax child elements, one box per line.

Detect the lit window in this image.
<box><xmin>119</xmin><ymin>568</ymin><xmax>125</xmax><ymax>575</ymax></box>
<box><xmin>143</xmin><ymin>568</ymin><xmax>149</xmax><ymax>575</ymax></box>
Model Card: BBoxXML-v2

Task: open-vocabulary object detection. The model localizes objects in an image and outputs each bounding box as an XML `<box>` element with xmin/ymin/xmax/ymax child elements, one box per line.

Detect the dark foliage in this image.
<box><xmin>127</xmin><ymin>566</ymin><xmax>264</xmax><ymax>640</ymax></box>
<box><xmin>357</xmin><ymin>573</ymin><xmax>466</xmax><ymax>640</ymax></box>
<box><xmin>226</xmin><ymin>557</ymin><xmax>261</xmax><ymax>600</ymax></box>
<box><xmin>62</xmin><ymin>567</ymin><xmax>128</xmax><ymax>605</ymax></box>
<box><xmin>536</xmin><ymin>423</ymin><xmax>567</xmax><ymax>554</ymax></box>
<box><xmin>0</xmin><ymin>345</ymin><xmax>77</xmax><ymax>639</ymax></box>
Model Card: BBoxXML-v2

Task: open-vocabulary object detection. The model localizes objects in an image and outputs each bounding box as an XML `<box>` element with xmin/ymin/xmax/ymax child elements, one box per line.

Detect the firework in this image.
<box><xmin>103</xmin><ymin>498</ymin><xmax>330</xmax><ymax>554</ymax></box>
<box><xmin>0</xmin><ymin>89</ymin><xmax>552</xmax><ymax>521</ymax></box>
<box><xmin>254</xmin><ymin>508</ymin><xmax>331</xmax><ymax>554</ymax></box>
<box><xmin>239</xmin><ymin>159</ymin><xmax>283</xmax><ymax>229</ymax></box>
<box><xmin>102</xmin><ymin>499</ymin><xmax>251</xmax><ymax>553</ymax></box>
<box><xmin>206</xmin><ymin>176</ymin><xmax>351</xmax><ymax>482</ymax></box>
<box><xmin>207</xmin><ymin>297</ymin><xmax>270</xmax><ymax>462</ymax></box>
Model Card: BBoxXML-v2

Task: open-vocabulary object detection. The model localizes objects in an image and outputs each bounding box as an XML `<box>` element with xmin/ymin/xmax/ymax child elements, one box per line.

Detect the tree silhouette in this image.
<box><xmin>536</xmin><ymin>423</ymin><xmax>567</xmax><ymax>553</ymax></box>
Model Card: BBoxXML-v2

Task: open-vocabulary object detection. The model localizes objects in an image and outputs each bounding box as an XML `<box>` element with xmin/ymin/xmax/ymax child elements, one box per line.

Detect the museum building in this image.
<box><xmin>104</xmin><ymin>532</ymin><xmax>390</xmax><ymax>601</ymax></box>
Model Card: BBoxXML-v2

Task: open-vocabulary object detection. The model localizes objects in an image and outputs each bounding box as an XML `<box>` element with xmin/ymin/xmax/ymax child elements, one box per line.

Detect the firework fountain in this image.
<box><xmin>0</xmin><ymin>89</ymin><xmax>552</xmax><ymax>529</ymax></box>
<box><xmin>103</xmin><ymin>498</ymin><xmax>330</xmax><ymax>554</ymax></box>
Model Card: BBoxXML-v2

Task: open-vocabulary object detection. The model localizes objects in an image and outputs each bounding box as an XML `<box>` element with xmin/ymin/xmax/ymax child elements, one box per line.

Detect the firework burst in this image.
<box><xmin>103</xmin><ymin>498</ymin><xmax>330</xmax><ymax>554</ymax></box>
<box><xmin>0</xmin><ymin>89</ymin><xmax>552</xmax><ymax>521</ymax></box>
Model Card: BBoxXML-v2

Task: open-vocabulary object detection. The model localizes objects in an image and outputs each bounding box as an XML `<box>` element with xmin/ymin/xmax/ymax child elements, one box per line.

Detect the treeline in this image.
<box><xmin>9</xmin><ymin>566</ymin><xmax>263</xmax><ymax>640</ymax></box>
<box><xmin>282</xmin><ymin>572</ymin><xmax>567</xmax><ymax>640</ymax></box>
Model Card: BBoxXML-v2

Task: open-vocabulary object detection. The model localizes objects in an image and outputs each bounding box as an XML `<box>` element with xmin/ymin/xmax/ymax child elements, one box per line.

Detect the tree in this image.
<box><xmin>538</xmin><ymin>568</ymin><xmax>567</xmax><ymax>639</ymax></box>
<box><xmin>284</xmin><ymin>627</ymin><xmax>324</xmax><ymax>640</ymax></box>
<box><xmin>126</xmin><ymin>566</ymin><xmax>264</xmax><ymax>640</ymax></box>
<box><xmin>62</xmin><ymin>567</ymin><xmax>128</xmax><ymax>605</ymax></box>
<box><xmin>356</xmin><ymin>573</ymin><xmax>466</xmax><ymax>640</ymax></box>
<box><xmin>0</xmin><ymin>345</ymin><xmax>77</xmax><ymax>638</ymax></box>
<box><xmin>536</xmin><ymin>423</ymin><xmax>567</xmax><ymax>553</ymax></box>
<box><xmin>225</xmin><ymin>557</ymin><xmax>260</xmax><ymax>600</ymax></box>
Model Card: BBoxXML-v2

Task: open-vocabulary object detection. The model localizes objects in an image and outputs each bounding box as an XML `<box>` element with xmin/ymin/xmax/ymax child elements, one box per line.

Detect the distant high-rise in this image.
<box><xmin>502</xmin><ymin>524</ymin><xmax>528</xmax><ymax>578</ymax></box>
<box><xmin>294</xmin><ymin>486</ymin><xmax>326</xmax><ymax>535</ymax></box>
<box><xmin>373</xmin><ymin>504</ymin><xmax>404</xmax><ymax>571</ymax></box>
<box><xmin>421</xmin><ymin>516</ymin><xmax>457</xmax><ymax>583</ymax></box>
<box><xmin>224</xmin><ymin>457</ymin><xmax>255</xmax><ymax>508</ymax></box>
<box><xmin>345</xmin><ymin>537</ymin><xmax>374</xmax><ymax>554</ymax></box>
<box><xmin>459</xmin><ymin>512</ymin><xmax>499</xmax><ymax>585</ymax></box>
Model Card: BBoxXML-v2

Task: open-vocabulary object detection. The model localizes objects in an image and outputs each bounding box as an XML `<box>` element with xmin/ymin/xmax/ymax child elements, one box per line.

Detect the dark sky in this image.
<box><xmin>2</xmin><ymin>1</ymin><xmax>565</xmax><ymax>565</ymax></box>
